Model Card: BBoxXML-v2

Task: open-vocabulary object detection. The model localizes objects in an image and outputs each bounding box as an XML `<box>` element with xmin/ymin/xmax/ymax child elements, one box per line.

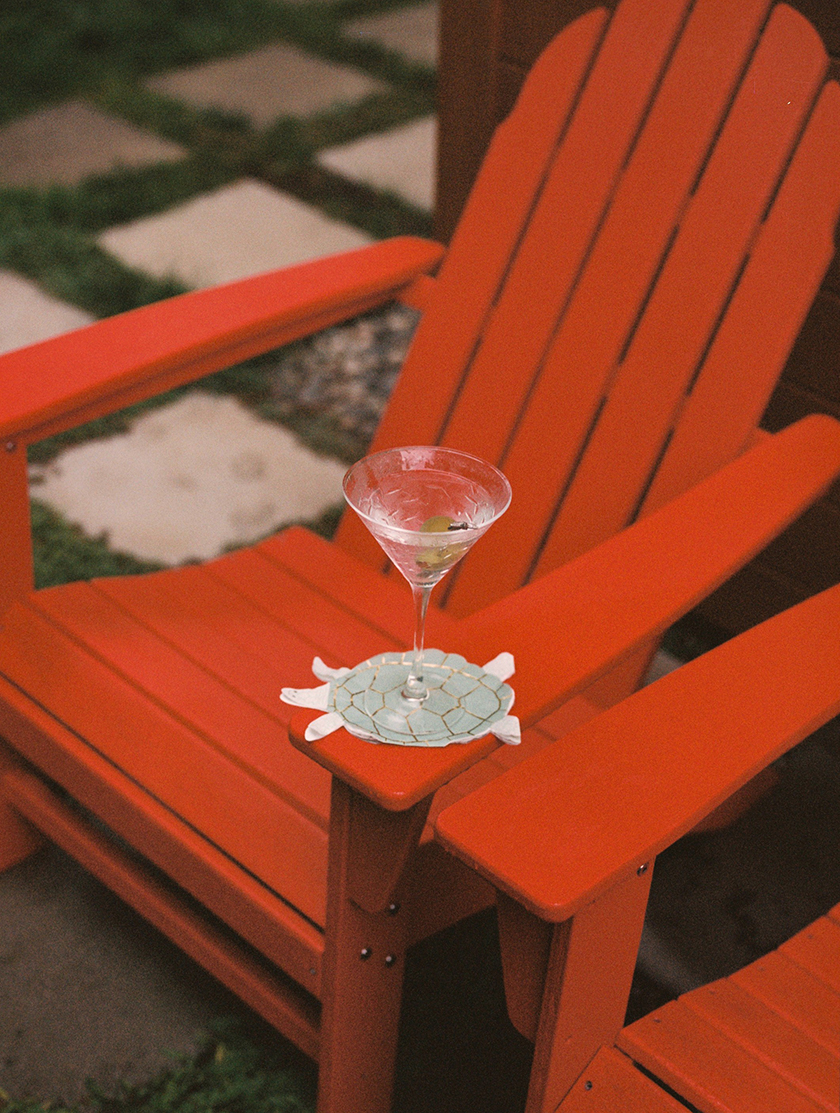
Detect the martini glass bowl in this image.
<box><xmin>343</xmin><ymin>446</ymin><xmax>511</xmax><ymax>734</ymax></box>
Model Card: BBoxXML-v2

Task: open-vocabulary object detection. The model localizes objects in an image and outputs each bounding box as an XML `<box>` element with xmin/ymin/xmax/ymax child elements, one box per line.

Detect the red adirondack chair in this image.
<box><xmin>435</xmin><ymin>581</ymin><xmax>840</xmax><ymax>1113</ymax></box>
<box><xmin>1</xmin><ymin>1</ymin><xmax>840</xmax><ymax>1110</ymax></box>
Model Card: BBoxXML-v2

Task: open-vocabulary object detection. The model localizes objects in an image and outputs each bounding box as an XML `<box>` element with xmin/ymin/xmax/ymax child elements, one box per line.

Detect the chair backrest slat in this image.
<box><xmin>334</xmin><ymin>5</ymin><xmax>608</xmax><ymax>565</ymax></box>
<box><xmin>341</xmin><ymin>0</ymin><xmax>696</xmax><ymax>574</ymax></box>
<box><xmin>447</xmin><ymin>0</ymin><xmax>776</xmax><ymax>611</ymax></box>
<box><xmin>335</xmin><ymin>0</ymin><xmax>840</xmax><ymax>627</ymax></box>
<box><xmin>379</xmin><ymin>6</ymin><xmax>609</xmax><ymax>449</ymax></box>
<box><xmin>529</xmin><ymin>3</ymin><xmax>831</xmax><ymax>579</ymax></box>
<box><xmin>640</xmin><ymin>79</ymin><xmax>840</xmax><ymax>517</ymax></box>
<box><xmin>433</xmin><ymin>0</ymin><xmax>692</xmax><ymax>464</ymax></box>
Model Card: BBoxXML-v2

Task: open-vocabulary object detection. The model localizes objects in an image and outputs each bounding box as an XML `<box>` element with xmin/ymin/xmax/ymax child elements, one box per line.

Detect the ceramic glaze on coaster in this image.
<box><xmin>281</xmin><ymin>650</ymin><xmax>520</xmax><ymax>747</ymax></box>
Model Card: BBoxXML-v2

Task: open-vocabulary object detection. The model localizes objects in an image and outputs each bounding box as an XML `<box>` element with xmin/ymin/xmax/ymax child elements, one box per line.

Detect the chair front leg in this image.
<box><xmin>498</xmin><ymin>865</ymin><xmax>652</xmax><ymax>1113</ymax></box>
<box><xmin>317</xmin><ymin>777</ymin><xmax>432</xmax><ymax>1113</ymax></box>
<box><xmin>0</xmin><ymin>741</ymin><xmax>44</xmax><ymax>872</ymax></box>
<box><xmin>0</xmin><ymin>442</ymin><xmax>34</xmax><ymax>616</ymax></box>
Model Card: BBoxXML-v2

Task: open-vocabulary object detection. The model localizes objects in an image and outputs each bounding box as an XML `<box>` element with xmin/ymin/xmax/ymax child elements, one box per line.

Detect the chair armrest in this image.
<box><xmin>291</xmin><ymin>415</ymin><xmax>840</xmax><ymax>812</ymax></box>
<box><xmin>289</xmin><ymin>708</ymin><xmax>501</xmax><ymax>812</ymax></box>
<box><xmin>435</xmin><ymin>579</ymin><xmax>840</xmax><ymax>922</ymax></box>
<box><xmin>451</xmin><ymin>414</ymin><xmax>840</xmax><ymax>726</ymax></box>
<box><xmin>0</xmin><ymin>236</ymin><xmax>443</xmax><ymax>445</ymax></box>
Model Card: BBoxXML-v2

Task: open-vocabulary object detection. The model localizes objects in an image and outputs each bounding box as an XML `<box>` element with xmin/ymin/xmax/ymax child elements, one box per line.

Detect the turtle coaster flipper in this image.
<box><xmin>281</xmin><ymin>652</ymin><xmax>520</xmax><ymax>747</ymax></box>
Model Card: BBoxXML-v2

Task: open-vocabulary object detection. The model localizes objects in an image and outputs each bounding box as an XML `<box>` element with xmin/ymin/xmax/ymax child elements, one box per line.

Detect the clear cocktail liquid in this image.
<box><xmin>361</xmin><ymin>468</ymin><xmax>497</xmax><ymax>584</ymax></box>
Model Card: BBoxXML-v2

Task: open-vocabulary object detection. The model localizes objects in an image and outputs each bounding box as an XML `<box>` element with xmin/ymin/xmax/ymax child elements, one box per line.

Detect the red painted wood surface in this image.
<box><xmin>0</xmin><ymin>595</ymin><xmax>330</xmax><ymax>922</ymax></box>
<box><xmin>455</xmin><ymin>0</ymin><xmax>776</xmax><ymax>603</ymax></box>
<box><xmin>0</xmin><ymin>671</ymin><xmax>325</xmax><ymax>994</ymax></box>
<box><xmin>0</xmin><ymin>2</ymin><xmax>838</xmax><ymax>1110</ymax></box>
<box><xmin>294</xmin><ymin>417</ymin><xmax>840</xmax><ymax>811</ymax></box>
<box><xmin>436</xmin><ymin>577</ymin><xmax>840</xmax><ymax>920</ymax></box>
<box><xmin>437</xmin><ymin>585</ymin><xmax>840</xmax><ymax>1113</ymax></box>
<box><xmin>557</xmin><ymin>1046</ymin><xmax>688</xmax><ymax>1111</ymax></box>
<box><xmin>640</xmin><ymin>77</ymin><xmax>840</xmax><ymax>515</ymax></box>
<box><xmin>779</xmin><ymin>913</ymin><xmax>840</xmax><ymax>991</ymax></box>
<box><xmin>315</xmin><ymin>780</ymin><xmax>422</xmax><ymax>1113</ymax></box>
<box><xmin>536</xmin><ymin>6</ymin><xmax>833</xmax><ymax>569</ymax></box>
<box><xmin>435</xmin><ymin>0</ymin><xmax>840</xmax><ymax>637</ymax></box>
<box><xmin>341</xmin><ymin>0</ymin><xmax>840</xmax><ymax>627</ymax></box>
<box><xmin>2</xmin><ymin>765</ymin><xmax>322</xmax><ymax>1059</ymax></box>
<box><xmin>335</xmin><ymin>4</ymin><xmax>610</xmax><ymax>568</ymax></box>
<box><xmin>622</xmin><ymin>1005</ymin><xmax>828</xmax><ymax>1113</ymax></box>
<box><xmin>0</xmin><ymin>237</ymin><xmax>443</xmax><ymax>448</ymax></box>
<box><xmin>680</xmin><ymin>978</ymin><xmax>837</xmax><ymax>1106</ymax></box>
<box><xmin>731</xmin><ymin>949</ymin><xmax>840</xmax><ymax>1051</ymax></box>
<box><xmin>0</xmin><ymin>741</ymin><xmax>42</xmax><ymax>870</ymax></box>
<box><xmin>619</xmin><ymin>905</ymin><xmax>840</xmax><ymax>1112</ymax></box>
<box><xmin>523</xmin><ymin>870</ymin><xmax>653</xmax><ymax>1112</ymax></box>
<box><xmin>0</xmin><ymin>447</ymin><xmax>33</xmax><ymax>615</ymax></box>
<box><xmin>454</xmin><ymin>416</ymin><xmax>840</xmax><ymax>732</ymax></box>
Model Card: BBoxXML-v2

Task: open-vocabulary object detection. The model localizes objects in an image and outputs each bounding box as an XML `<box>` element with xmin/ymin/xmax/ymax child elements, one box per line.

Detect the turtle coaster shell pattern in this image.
<box><xmin>281</xmin><ymin>651</ymin><xmax>520</xmax><ymax>746</ymax></box>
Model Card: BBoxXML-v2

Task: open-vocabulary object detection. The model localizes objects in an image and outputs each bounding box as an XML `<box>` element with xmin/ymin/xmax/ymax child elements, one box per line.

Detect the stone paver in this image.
<box><xmin>0</xmin><ymin>271</ymin><xmax>95</xmax><ymax>355</ymax></box>
<box><xmin>346</xmin><ymin>3</ymin><xmax>439</xmax><ymax>66</ymax></box>
<box><xmin>29</xmin><ymin>391</ymin><xmax>348</xmax><ymax>566</ymax></box>
<box><xmin>318</xmin><ymin>115</ymin><xmax>436</xmax><ymax>210</ymax></box>
<box><xmin>145</xmin><ymin>43</ymin><xmax>388</xmax><ymax>129</ymax></box>
<box><xmin>0</xmin><ymin>847</ymin><xmax>234</xmax><ymax>1106</ymax></box>
<box><xmin>0</xmin><ymin>102</ymin><xmax>186</xmax><ymax>188</ymax></box>
<box><xmin>97</xmin><ymin>179</ymin><xmax>373</xmax><ymax>288</ymax></box>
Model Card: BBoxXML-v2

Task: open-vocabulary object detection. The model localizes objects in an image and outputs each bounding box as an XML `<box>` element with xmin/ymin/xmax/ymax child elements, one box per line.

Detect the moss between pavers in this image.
<box><xmin>0</xmin><ymin>1017</ymin><xmax>316</xmax><ymax>1113</ymax></box>
<box><xmin>0</xmin><ymin>0</ymin><xmax>434</xmax><ymax>126</ymax></box>
<box><xmin>0</xmin><ymin>0</ymin><xmax>434</xmax><ymax>315</ymax></box>
<box><xmin>2</xmin><ymin>0</ymin><xmax>436</xmax><ymax>581</ymax></box>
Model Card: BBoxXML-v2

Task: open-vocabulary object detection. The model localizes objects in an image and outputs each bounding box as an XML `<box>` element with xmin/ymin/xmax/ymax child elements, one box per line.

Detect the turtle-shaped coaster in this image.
<box><xmin>282</xmin><ymin>650</ymin><xmax>519</xmax><ymax>747</ymax></box>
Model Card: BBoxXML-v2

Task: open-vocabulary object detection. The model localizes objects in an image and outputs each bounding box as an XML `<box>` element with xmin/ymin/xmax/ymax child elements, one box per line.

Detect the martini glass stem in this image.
<box><xmin>403</xmin><ymin>583</ymin><xmax>433</xmax><ymax>702</ymax></box>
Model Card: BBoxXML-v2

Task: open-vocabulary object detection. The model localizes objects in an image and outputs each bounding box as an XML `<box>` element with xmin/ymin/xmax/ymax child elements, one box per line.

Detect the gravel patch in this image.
<box><xmin>268</xmin><ymin>302</ymin><xmax>420</xmax><ymax>452</ymax></box>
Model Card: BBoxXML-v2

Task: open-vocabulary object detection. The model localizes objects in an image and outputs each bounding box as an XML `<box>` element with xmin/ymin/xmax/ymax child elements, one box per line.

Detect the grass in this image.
<box><xmin>0</xmin><ymin>1</ymin><xmax>434</xmax><ymax>126</ymax></box>
<box><xmin>0</xmin><ymin>0</ymin><xmax>434</xmax><ymax>315</ymax></box>
<box><xmin>0</xmin><ymin>1018</ymin><xmax>316</xmax><ymax>1113</ymax></box>
<box><xmin>0</xmin><ymin>911</ymin><xmax>536</xmax><ymax>1113</ymax></box>
<box><xmin>0</xmin><ymin>0</ymin><xmax>435</xmax><ymax>584</ymax></box>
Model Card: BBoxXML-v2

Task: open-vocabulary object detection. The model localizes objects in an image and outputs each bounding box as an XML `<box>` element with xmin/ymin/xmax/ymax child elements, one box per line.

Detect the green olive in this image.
<box><xmin>420</xmin><ymin>515</ymin><xmax>454</xmax><ymax>533</ymax></box>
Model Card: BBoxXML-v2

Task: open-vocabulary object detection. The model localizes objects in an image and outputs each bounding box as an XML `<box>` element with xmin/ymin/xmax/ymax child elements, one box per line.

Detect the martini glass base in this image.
<box><xmin>363</xmin><ymin>663</ymin><xmax>449</xmax><ymax>735</ymax></box>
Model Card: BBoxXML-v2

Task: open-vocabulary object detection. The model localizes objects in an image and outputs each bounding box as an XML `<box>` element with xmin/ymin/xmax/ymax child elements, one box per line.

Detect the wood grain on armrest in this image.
<box><xmin>436</xmin><ymin>580</ymin><xmax>840</xmax><ymax>921</ymax></box>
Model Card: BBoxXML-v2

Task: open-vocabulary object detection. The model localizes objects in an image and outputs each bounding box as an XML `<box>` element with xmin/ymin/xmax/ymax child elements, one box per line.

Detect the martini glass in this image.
<box><xmin>343</xmin><ymin>446</ymin><xmax>511</xmax><ymax>732</ymax></box>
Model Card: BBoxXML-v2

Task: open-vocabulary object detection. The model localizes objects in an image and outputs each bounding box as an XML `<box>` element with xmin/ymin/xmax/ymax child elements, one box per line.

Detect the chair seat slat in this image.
<box><xmin>92</xmin><ymin>572</ymin><xmax>333</xmax><ymax>823</ymax></box>
<box><xmin>619</xmin><ymin>909</ymin><xmax>840</xmax><ymax>1112</ymax></box>
<box><xmin>98</xmin><ymin>566</ymin><xmax>322</xmax><ymax>717</ymax></box>
<box><xmin>779</xmin><ymin>915</ymin><xmax>840</xmax><ymax>992</ymax></box>
<box><xmin>257</xmin><ymin>526</ymin><xmax>458</xmax><ymax>649</ymax></box>
<box><xmin>682</xmin><ymin>977</ymin><xmax>839</xmax><ymax>1109</ymax></box>
<box><xmin>208</xmin><ymin>546</ymin><xmax>401</xmax><ymax>665</ymax></box>
<box><xmin>619</xmin><ymin>1000</ymin><xmax>828</xmax><ymax>1113</ymax></box>
<box><xmin>0</xmin><ymin>599</ymin><xmax>330</xmax><ymax>924</ymax></box>
<box><xmin>558</xmin><ymin>1046</ymin><xmax>688</xmax><ymax>1111</ymax></box>
<box><xmin>731</xmin><ymin>947</ymin><xmax>840</xmax><ymax>1052</ymax></box>
<box><xmin>0</xmin><ymin>668</ymin><xmax>326</xmax><ymax>987</ymax></box>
